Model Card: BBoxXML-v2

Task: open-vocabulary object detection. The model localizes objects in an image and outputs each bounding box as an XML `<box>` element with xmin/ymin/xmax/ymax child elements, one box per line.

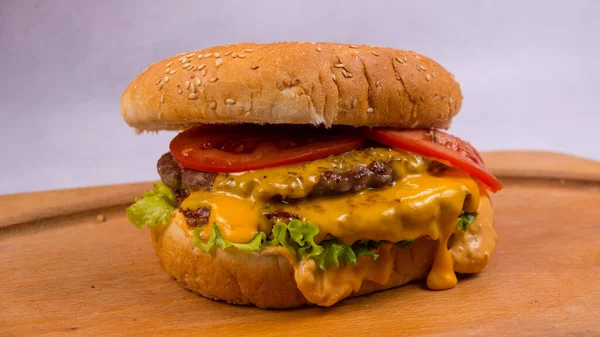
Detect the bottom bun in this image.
<box><xmin>150</xmin><ymin>215</ymin><xmax>439</xmax><ymax>309</ymax></box>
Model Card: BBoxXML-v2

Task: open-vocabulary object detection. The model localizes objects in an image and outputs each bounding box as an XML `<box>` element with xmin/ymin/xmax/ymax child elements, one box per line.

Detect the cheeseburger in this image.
<box><xmin>121</xmin><ymin>42</ymin><xmax>502</xmax><ymax>308</ymax></box>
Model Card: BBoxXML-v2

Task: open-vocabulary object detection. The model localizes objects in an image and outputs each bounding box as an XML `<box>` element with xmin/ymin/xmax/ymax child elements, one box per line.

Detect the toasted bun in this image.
<box><xmin>121</xmin><ymin>42</ymin><xmax>462</xmax><ymax>132</ymax></box>
<box><xmin>150</xmin><ymin>211</ymin><xmax>438</xmax><ymax>309</ymax></box>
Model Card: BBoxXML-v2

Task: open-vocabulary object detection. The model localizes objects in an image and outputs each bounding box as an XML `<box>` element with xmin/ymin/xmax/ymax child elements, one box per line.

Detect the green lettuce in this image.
<box><xmin>394</xmin><ymin>240</ymin><xmax>415</xmax><ymax>249</ymax></box>
<box><xmin>126</xmin><ymin>183</ymin><xmax>175</xmax><ymax>229</ymax></box>
<box><xmin>267</xmin><ymin>221</ymin><xmax>379</xmax><ymax>270</ymax></box>
<box><xmin>457</xmin><ymin>212</ymin><xmax>478</xmax><ymax>232</ymax></box>
<box><xmin>267</xmin><ymin>220</ymin><xmax>324</xmax><ymax>258</ymax></box>
<box><xmin>193</xmin><ymin>223</ymin><xmax>266</xmax><ymax>252</ymax></box>
<box><xmin>193</xmin><ymin>219</ymin><xmax>379</xmax><ymax>271</ymax></box>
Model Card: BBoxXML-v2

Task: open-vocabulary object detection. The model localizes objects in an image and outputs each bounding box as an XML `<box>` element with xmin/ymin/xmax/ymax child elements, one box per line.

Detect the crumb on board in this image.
<box><xmin>96</xmin><ymin>214</ymin><xmax>106</xmax><ymax>222</ymax></box>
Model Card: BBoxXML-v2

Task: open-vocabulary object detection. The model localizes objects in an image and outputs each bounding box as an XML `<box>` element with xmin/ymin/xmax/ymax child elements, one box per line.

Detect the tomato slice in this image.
<box><xmin>170</xmin><ymin>125</ymin><xmax>365</xmax><ymax>173</ymax></box>
<box><xmin>365</xmin><ymin>128</ymin><xmax>502</xmax><ymax>192</ymax></box>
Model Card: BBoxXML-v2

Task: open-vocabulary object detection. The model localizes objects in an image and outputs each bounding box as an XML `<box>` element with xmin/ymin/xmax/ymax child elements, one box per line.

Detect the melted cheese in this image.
<box><xmin>181</xmin><ymin>191</ymin><xmax>263</xmax><ymax>242</ymax></box>
<box><xmin>212</xmin><ymin>148</ymin><xmax>426</xmax><ymax>200</ymax></box>
<box><xmin>178</xmin><ymin>148</ymin><xmax>497</xmax><ymax>306</ymax></box>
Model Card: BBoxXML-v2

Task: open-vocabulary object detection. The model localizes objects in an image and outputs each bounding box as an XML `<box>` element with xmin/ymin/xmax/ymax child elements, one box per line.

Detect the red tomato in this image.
<box><xmin>365</xmin><ymin>128</ymin><xmax>502</xmax><ymax>192</ymax></box>
<box><xmin>170</xmin><ymin>125</ymin><xmax>365</xmax><ymax>173</ymax></box>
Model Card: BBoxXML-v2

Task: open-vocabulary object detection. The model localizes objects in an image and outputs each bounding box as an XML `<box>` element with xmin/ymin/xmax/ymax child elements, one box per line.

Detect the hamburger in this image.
<box><xmin>121</xmin><ymin>42</ymin><xmax>502</xmax><ymax>308</ymax></box>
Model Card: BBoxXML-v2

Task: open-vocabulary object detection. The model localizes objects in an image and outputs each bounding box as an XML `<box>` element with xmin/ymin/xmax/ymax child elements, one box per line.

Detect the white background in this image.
<box><xmin>1</xmin><ymin>0</ymin><xmax>599</xmax><ymax>194</ymax></box>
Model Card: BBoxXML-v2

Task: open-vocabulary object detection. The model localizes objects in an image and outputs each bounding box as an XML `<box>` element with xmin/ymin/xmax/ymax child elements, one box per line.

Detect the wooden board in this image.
<box><xmin>1</xmin><ymin>151</ymin><xmax>599</xmax><ymax>337</ymax></box>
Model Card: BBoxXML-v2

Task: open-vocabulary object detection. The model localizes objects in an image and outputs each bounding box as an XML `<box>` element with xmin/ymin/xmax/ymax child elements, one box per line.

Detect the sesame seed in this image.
<box><xmin>449</xmin><ymin>97</ymin><xmax>454</xmax><ymax>105</ymax></box>
<box><xmin>169</xmin><ymin>70</ymin><xmax>175</xmax><ymax>75</ymax></box>
<box><xmin>204</xmin><ymin>53</ymin><xmax>212</xmax><ymax>58</ymax></box>
<box><xmin>166</xmin><ymin>61</ymin><xmax>173</xmax><ymax>67</ymax></box>
<box><xmin>226</xmin><ymin>98</ymin><xmax>236</xmax><ymax>105</ymax></box>
<box><xmin>251</xmin><ymin>65</ymin><xmax>259</xmax><ymax>70</ymax></box>
<box><xmin>197</xmin><ymin>64</ymin><xmax>206</xmax><ymax>70</ymax></box>
<box><xmin>426</xmin><ymin>74</ymin><xmax>431</xmax><ymax>82</ymax></box>
<box><xmin>188</xmin><ymin>93</ymin><xmax>197</xmax><ymax>100</ymax></box>
<box><xmin>371</xmin><ymin>51</ymin><xmax>379</xmax><ymax>56</ymax></box>
<box><xmin>403</xmin><ymin>57</ymin><xmax>408</xmax><ymax>62</ymax></box>
<box><xmin>352</xmin><ymin>98</ymin><xmax>357</xmax><ymax>108</ymax></box>
<box><xmin>163</xmin><ymin>76</ymin><xmax>169</xmax><ymax>83</ymax></box>
<box><xmin>190</xmin><ymin>83</ymin><xmax>196</xmax><ymax>93</ymax></box>
<box><xmin>441</xmin><ymin>94</ymin><xmax>445</xmax><ymax>100</ymax></box>
<box><xmin>331</xmin><ymin>73</ymin><xmax>337</xmax><ymax>81</ymax></box>
<box><xmin>231</xmin><ymin>52</ymin><xmax>237</xmax><ymax>58</ymax></box>
<box><xmin>349</xmin><ymin>44</ymin><xmax>358</xmax><ymax>49</ymax></box>
<box><xmin>416</xmin><ymin>65</ymin><xmax>427</xmax><ymax>71</ymax></box>
<box><xmin>197</xmin><ymin>54</ymin><xmax>203</xmax><ymax>59</ymax></box>
<box><xmin>396</xmin><ymin>76</ymin><xmax>401</xmax><ymax>80</ymax></box>
<box><xmin>367</xmin><ymin>108</ymin><xmax>374</xmax><ymax>113</ymax></box>
<box><xmin>431</xmin><ymin>72</ymin><xmax>437</xmax><ymax>78</ymax></box>
<box><xmin>215</xmin><ymin>59</ymin><xmax>223</xmax><ymax>67</ymax></box>
<box><xmin>224</xmin><ymin>51</ymin><xmax>233</xmax><ymax>56</ymax></box>
<box><xmin>201</xmin><ymin>69</ymin><xmax>207</xmax><ymax>76</ymax></box>
<box><xmin>415</xmin><ymin>55</ymin><xmax>421</xmax><ymax>59</ymax></box>
<box><xmin>316</xmin><ymin>47</ymin><xmax>322</xmax><ymax>52</ymax></box>
<box><xmin>209</xmin><ymin>77</ymin><xmax>218</xmax><ymax>83</ymax></box>
<box><xmin>195</xmin><ymin>78</ymin><xmax>201</xmax><ymax>86</ymax></box>
<box><xmin>334</xmin><ymin>63</ymin><xmax>345</xmax><ymax>68</ymax></box>
<box><xmin>157</xmin><ymin>84</ymin><xmax>163</xmax><ymax>91</ymax></box>
<box><xmin>209</xmin><ymin>102</ymin><xmax>217</xmax><ymax>109</ymax></box>
<box><xmin>183</xmin><ymin>63</ymin><xmax>192</xmax><ymax>70</ymax></box>
<box><xmin>184</xmin><ymin>81</ymin><xmax>190</xmax><ymax>89</ymax></box>
<box><xmin>155</xmin><ymin>78</ymin><xmax>162</xmax><ymax>85</ymax></box>
<box><xmin>214</xmin><ymin>52</ymin><xmax>221</xmax><ymax>58</ymax></box>
<box><xmin>160</xmin><ymin>94</ymin><xmax>165</xmax><ymax>103</ymax></box>
<box><xmin>238</xmin><ymin>54</ymin><xmax>246</xmax><ymax>58</ymax></box>
<box><xmin>376</xmin><ymin>80</ymin><xmax>381</xmax><ymax>87</ymax></box>
<box><xmin>395</xmin><ymin>57</ymin><xmax>404</xmax><ymax>64</ymax></box>
<box><xmin>177</xmin><ymin>87</ymin><xmax>183</xmax><ymax>95</ymax></box>
<box><xmin>186</xmin><ymin>53</ymin><xmax>195</xmax><ymax>58</ymax></box>
<box><xmin>178</xmin><ymin>57</ymin><xmax>187</xmax><ymax>63</ymax></box>
<box><xmin>245</xmin><ymin>48</ymin><xmax>254</xmax><ymax>53</ymax></box>
<box><xmin>342</xmin><ymin>69</ymin><xmax>353</xmax><ymax>78</ymax></box>
<box><xmin>165</xmin><ymin>68</ymin><xmax>170</xmax><ymax>74</ymax></box>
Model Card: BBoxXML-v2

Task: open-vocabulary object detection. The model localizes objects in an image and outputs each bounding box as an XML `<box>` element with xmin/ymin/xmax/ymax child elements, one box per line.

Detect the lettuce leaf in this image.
<box><xmin>193</xmin><ymin>223</ymin><xmax>266</xmax><ymax>252</ymax></box>
<box><xmin>287</xmin><ymin>220</ymin><xmax>324</xmax><ymax>257</ymax></box>
<box><xmin>126</xmin><ymin>183</ymin><xmax>175</xmax><ymax>229</ymax></box>
<box><xmin>394</xmin><ymin>240</ymin><xmax>415</xmax><ymax>249</ymax></box>
<box><xmin>457</xmin><ymin>212</ymin><xmax>478</xmax><ymax>232</ymax></box>
<box><xmin>313</xmin><ymin>241</ymin><xmax>357</xmax><ymax>269</ymax></box>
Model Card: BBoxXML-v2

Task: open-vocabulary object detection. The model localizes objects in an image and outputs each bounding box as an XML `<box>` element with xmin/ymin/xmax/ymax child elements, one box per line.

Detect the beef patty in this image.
<box><xmin>159</xmin><ymin>152</ymin><xmax>398</xmax><ymax>227</ymax></box>
<box><xmin>159</xmin><ymin>152</ymin><xmax>396</xmax><ymax>199</ymax></box>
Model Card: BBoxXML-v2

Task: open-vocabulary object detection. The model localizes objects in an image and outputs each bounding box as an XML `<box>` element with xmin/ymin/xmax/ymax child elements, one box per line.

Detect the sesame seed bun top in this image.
<box><xmin>120</xmin><ymin>42</ymin><xmax>463</xmax><ymax>132</ymax></box>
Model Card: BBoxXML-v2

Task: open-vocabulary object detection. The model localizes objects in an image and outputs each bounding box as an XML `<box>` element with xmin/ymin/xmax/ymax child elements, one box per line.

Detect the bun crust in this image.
<box><xmin>150</xmin><ymin>211</ymin><xmax>437</xmax><ymax>309</ymax></box>
<box><xmin>121</xmin><ymin>42</ymin><xmax>462</xmax><ymax>132</ymax></box>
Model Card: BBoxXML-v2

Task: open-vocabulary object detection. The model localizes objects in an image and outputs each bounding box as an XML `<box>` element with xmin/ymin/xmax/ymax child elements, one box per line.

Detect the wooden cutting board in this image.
<box><xmin>1</xmin><ymin>151</ymin><xmax>599</xmax><ymax>337</ymax></box>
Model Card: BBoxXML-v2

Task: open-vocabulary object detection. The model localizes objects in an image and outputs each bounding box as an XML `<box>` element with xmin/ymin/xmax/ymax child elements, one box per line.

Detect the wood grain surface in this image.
<box><xmin>1</xmin><ymin>151</ymin><xmax>599</xmax><ymax>336</ymax></box>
